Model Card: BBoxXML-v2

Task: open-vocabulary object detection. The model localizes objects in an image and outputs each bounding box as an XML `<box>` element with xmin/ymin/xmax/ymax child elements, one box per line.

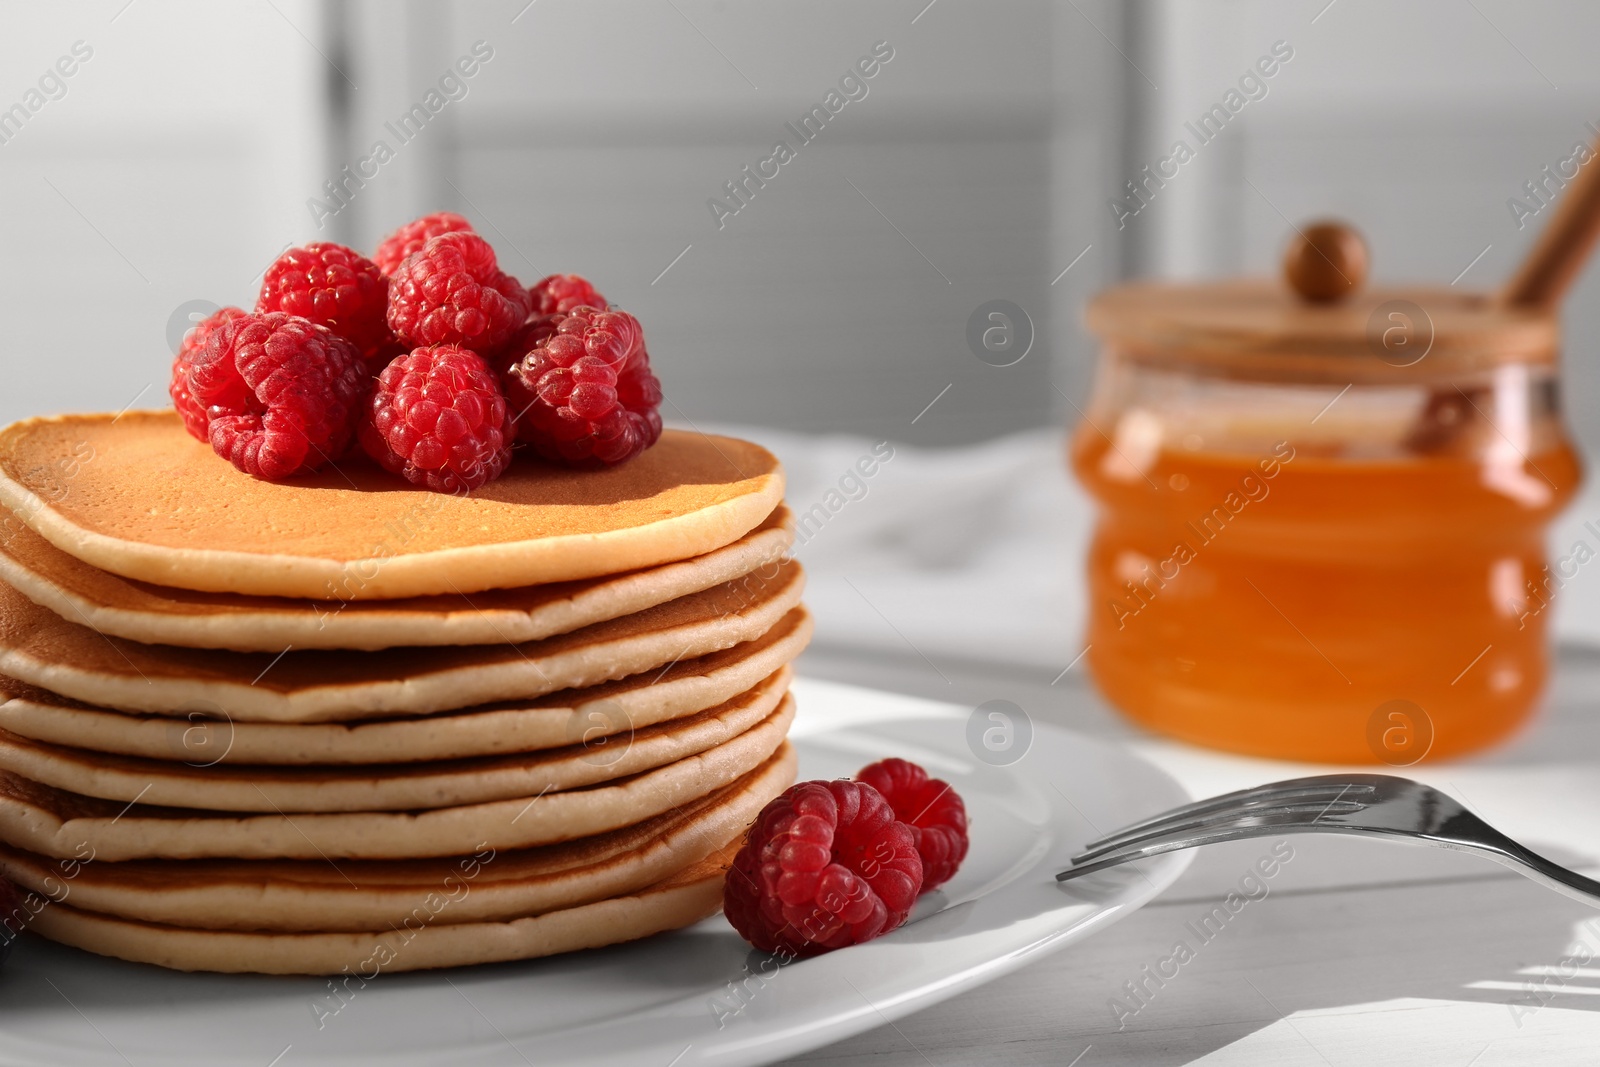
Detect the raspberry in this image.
<box><xmin>189</xmin><ymin>312</ymin><xmax>368</xmax><ymax>480</ymax></box>
<box><xmin>372</xmin><ymin>211</ymin><xmax>474</xmax><ymax>276</ymax></box>
<box><xmin>257</xmin><ymin>243</ymin><xmax>394</xmax><ymax>364</ymax></box>
<box><xmin>503</xmin><ymin>306</ymin><xmax>663</xmax><ymax>468</ymax></box>
<box><xmin>359</xmin><ymin>345</ymin><xmax>512</xmax><ymax>493</ymax></box>
<box><xmin>170</xmin><ymin>306</ymin><xmax>247</xmax><ymax>440</ymax></box>
<box><xmin>387</xmin><ymin>232</ymin><xmax>529</xmax><ymax>354</ymax></box>
<box><xmin>528</xmin><ymin>273</ymin><xmax>608</xmax><ymax>316</ymax></box>
<box><xmin>723</xmin><ymin>779</ymin><xmax>923</xmax><ymax>957</ymax></box>
<box><xmin>856</xmin><ymin>759</ymin><xmax>969</xmax><ymax>891</ymax></box>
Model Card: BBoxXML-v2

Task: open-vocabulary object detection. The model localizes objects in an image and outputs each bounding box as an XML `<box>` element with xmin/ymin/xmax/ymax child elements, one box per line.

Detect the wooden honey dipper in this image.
<box><xmin>1501</xmin><ymin>137</ymin><xmax>1600</xmax><ymax>309</ymax></box>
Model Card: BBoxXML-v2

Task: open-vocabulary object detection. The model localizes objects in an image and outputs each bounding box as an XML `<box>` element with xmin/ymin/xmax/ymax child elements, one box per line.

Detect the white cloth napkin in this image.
<box><xmin>706</xmin><ymin>423</ymin><xmax>1089</xmax><ymax>671</ymax></box>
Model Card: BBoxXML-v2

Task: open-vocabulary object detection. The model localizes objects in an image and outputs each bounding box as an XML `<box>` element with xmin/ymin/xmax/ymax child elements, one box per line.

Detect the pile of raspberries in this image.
<box><xmin>169</xmin><ymin>212</ymin><xmax>663</xmax><ymax>492</ymax></box>
<box><xmin>724</xmin><ymin>758</ymin><xmax>969</xmax><ymax>957</ymax></box>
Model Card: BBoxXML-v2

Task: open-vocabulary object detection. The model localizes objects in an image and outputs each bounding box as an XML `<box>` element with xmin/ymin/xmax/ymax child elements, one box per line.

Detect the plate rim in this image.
<box><xmin>0</xmin><ymin>693</ymin><xmax>1192</xmax><ymax>1067</ymax></box>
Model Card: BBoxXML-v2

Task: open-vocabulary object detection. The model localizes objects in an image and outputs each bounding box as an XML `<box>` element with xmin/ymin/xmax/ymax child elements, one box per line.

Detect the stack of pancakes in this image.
<box><xmin>0</xmin><ymin>412</ymin><xmax>807</xmax><ymax>974</ymax></box>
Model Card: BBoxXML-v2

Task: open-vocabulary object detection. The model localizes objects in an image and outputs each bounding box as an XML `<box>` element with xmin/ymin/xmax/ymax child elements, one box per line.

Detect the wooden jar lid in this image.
<box><xmin>1086</xmin><ymin>222</ymin><xmax>1558</xmax><ymax>384</ymax></box>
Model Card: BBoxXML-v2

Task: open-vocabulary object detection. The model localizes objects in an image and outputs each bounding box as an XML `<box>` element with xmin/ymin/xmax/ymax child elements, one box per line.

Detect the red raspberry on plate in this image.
<box><xmin>856</xmin><ymin>759</ymin><xmax>969</xmax><ymax>891</ymax></box>
<box><xmin>502</xmin><ymin>306</ymin><xmax>662</xmax><ymax>468</ymax></box>
<box><xmin>257</xmin><ymin>243</ymin><xmax>394</xmax><ymax>364</ymax></box>
<box><xmin>528</xmin><ymin>273</ymin><xmax>608</xmax><ymax>316</ymax></box>
<box><xmin>723</xmin><ymin>779</ymin><xmax>923</xmax><ymax>957</ymax></box>
<box><xmin>170</xmin><ymin>306</ymin><xmax>247</xmax><ymax>440</ymax></box>
<box><xmin>387</xmin><ymin>232</ymin><xmax>530</xmax><ymax>354</ymax></box>
<box><xmin>372</xmin><ymin>211</ymin><xmax>474</xmax><ymax>276</ymax></box>
<box><xmin>359</xmin><ymin>345</ymin><xmax>512</xmax><ymax>493</ymax></box>
<box><xmin>189</xmin><ymin>312</ymin><xmax>368</xmax><ymax>480</ymax></box>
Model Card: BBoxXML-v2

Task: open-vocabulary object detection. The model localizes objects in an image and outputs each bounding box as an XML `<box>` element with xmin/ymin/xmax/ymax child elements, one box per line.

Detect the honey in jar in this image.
<box><xmin>1072</xmin><ymin>224</ymin><xmax>1580</xmax><ymax>762</ymax></box>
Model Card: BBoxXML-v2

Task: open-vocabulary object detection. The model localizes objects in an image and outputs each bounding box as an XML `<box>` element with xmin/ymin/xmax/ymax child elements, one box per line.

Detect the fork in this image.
<box><xmin>1055</xmin><ymin>774</ymin><xmax>1600</xmax><ymax>907</ymax></box>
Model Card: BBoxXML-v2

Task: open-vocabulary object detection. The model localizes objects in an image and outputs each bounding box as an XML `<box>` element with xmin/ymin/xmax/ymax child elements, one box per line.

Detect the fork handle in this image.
<box><xmin>1447</xmin><ymin>819</ymin><xmax>1600</xmax><ymax>910</ymax></box>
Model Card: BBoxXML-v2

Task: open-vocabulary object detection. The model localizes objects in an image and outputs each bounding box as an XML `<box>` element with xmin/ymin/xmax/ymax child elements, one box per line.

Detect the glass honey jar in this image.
<box><xmin>1071</xmin><ymin>223</ymin><xmax>1582</xmax><ymax>763</ymax></box>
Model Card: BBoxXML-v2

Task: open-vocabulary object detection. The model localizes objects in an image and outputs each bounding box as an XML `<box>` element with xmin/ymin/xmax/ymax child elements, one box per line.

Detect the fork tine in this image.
<box><xmin>1058</xmin><ymin>819</ymin><xmax>1302</xmax><ymax>882</ymax></box>
<box><xmin>1072</xmin><ymin>798</ymin><xmax>1367</xmax><ymax>865</ymax></box>
<box><xmin>1080</xmin><ymin>777</ymin><xmax>1373</xmax><ymax>853</ymax></box>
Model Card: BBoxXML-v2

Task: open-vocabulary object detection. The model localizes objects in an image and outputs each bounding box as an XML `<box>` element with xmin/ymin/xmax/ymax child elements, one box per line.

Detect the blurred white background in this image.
<box><xmin>0</xmin><ymin>0</ymin><xmax>1113</xmax><ymax>445</ymax></box>
<box><xmin>6</xmin><ymin>1</ymin><xmax>1600</xmax><ymax>445</ymax></box>
<box><xmin>9</xmin><ymin>0</ymin><xmax>1600</xmax><ymax>681</ymax></box>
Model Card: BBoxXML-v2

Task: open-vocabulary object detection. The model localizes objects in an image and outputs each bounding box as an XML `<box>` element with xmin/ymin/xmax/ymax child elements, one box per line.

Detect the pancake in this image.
<box><xmin>26</xmin><ymin>836</ymin><xmax>746</xmax><ymax>975</ymax></box>
<box><xmin>0</xmin><ymin>411</ymin><xmax>784</xmax><ymax>599</ymax></box>
<box><xmin>0</xmin><ymin>748</ymin><xmax>792</xmax><ymax>932</ymax></box>
<box><xmin>0</xmin><ymin>505</ymin><xmax>793</xmax><ymax>651</ymax></box>
<box><xmin>0</xmin><ymin>560</ymin><xmax>804</xmax><ymax>722</ymax></box>
<box><xmin>0</xmin><ymin>667</ymin><xmax>789</xmax><ymax>812</ymax></box>
<box><xmin>0</xmin><ymin>611</ymin><xmax>810</xmax><ymax>765</ymax></box>
<box><xmin>0</xmin><ymin>703</ymin><xmax>793</xmax><ymax>861</ymax></box>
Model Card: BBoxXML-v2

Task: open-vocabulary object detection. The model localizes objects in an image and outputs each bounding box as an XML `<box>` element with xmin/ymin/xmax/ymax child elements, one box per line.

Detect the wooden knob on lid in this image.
<box><xmin>1283</xmin><ymin>220</ymin><xmax>1368</xmax><ymax>303</ymax></box>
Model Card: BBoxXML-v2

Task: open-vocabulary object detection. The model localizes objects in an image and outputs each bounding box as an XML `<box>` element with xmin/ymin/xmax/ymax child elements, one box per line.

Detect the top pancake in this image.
<box><xmin>0</xmin><ymin>411</ymin><xmax>784</xmax><ymax>599</ymax></box>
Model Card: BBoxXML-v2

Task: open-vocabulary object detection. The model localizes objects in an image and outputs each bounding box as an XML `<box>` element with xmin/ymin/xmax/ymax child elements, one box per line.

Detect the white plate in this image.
<box><xmin>0</xmin><ymin>678</ymin><xmax>1190</xmax><ymax>1067</ymax></box>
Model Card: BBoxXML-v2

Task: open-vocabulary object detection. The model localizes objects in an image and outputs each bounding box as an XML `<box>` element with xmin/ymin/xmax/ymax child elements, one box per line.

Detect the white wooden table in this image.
<box><xmin>783</xmin><ymin>644</ymin><xmax>1600</xmax><ymax>1065</ymax></box>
